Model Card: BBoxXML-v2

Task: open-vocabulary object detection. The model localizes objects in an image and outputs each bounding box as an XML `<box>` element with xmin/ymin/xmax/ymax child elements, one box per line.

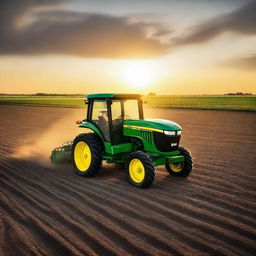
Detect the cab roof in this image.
<box><xmin>86</xmin><ymin>93</ymin><xmax>141</xmax><ymax>99</ymax></box>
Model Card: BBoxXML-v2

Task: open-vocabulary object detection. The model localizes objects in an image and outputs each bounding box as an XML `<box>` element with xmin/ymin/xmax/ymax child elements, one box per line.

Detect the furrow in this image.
<box><xmin>52</xmin><ymin>176</ymin><xmax>252</xmax><ymax>256</ymax></box>
<box><xmin>51</xmin><ymin>178</ymin><xmax>233</xmax><ymax>256</ymax></box>
<box><xmin>1</xmin><ymin>169</ymin><xmax>165</xmax><ymax>256</ymax></box>
<box><xmin>1</xmin><ymin>196</ymin><xmax>86</xmax><ymax>256</ymax></box>
<box><xmin>0</xmin><ymin>182</ymin><xmax>126</xmax><ymax>256</ymax></box>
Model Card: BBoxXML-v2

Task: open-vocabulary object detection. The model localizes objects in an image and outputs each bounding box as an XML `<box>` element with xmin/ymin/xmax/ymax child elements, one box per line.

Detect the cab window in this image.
<box><xmin>111</xmin><ymin>100</ymin><xmax>123</xmax><ymax>144</ymax></box>
<box><xmin>91</xmin><ymin>100</ymin><xmax>110</xmax><ymax>141</ymax></box>
<box><xmin>111</xmin><ymin>100</ymin><xmax>122</xmax><ymax>120</ymax></box>
<box><xmin>123</xmin><ymin>99</ymin><xmax>140</xmax><ymax>120</ymax></box>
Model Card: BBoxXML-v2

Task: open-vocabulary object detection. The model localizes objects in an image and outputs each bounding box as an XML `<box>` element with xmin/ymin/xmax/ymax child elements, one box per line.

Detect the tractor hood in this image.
<box><xmin>123</xmin><ymin>119</ymin><xmax>182</xmax><ymax>132</ymax></box>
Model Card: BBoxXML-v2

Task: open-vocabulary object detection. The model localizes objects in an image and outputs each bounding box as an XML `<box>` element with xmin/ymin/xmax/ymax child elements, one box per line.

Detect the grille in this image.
<box><xmin>153</xmin><ymin>132</ymin><xmax>180</xmax><ymax>152</ymax></box>
<box><xmin>140</xmin><ymin>130</ymin><xmax>153</xmax><ymax>144</ymax></box>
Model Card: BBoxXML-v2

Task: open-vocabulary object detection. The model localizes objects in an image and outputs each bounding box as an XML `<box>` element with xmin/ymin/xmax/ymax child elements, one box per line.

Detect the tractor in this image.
<box><xmin>51</xmin><ymin>93</ymin><xmax>193</xmax><ymax>188</ymax></box>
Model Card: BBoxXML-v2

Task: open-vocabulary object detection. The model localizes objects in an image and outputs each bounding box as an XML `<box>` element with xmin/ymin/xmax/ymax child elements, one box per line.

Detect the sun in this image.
<box><xmin>122</xmin><ymin>61</ymin><xmax>156</xmax><ymax>88</ymax></box>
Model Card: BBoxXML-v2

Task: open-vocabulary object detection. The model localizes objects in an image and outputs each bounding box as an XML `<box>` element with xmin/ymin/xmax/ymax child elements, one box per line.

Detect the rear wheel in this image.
<box><xmin>72</xmin><ymin>133</ymin><xmax>103</xmax><ymax>177</ymax></box>
<box><xmin>165</xmin><ymin>146</ymin><xmax>193</xmax><ymax>177</ymax></box>
<box><xmin>126</xmin><ymin>151</ymin><xmax>155</xmax><ymax>188</ymax></box>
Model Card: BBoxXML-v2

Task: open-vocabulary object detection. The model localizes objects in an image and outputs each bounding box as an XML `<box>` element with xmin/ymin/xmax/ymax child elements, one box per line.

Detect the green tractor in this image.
<box><xmin>51</xmin><ymin>93</ymin><xmax>193</xmax><ymax>188</ymax></box>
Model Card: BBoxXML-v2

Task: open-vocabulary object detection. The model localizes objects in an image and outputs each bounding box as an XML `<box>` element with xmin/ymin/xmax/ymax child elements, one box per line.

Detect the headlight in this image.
<box><xmin>164</xmin><ymin>130</ymin><xmax>176</xmax><ymax>136</ymax></box>
<box><xmin>163</xmin><ymin>130</ymin><xmax>182</xmax><ymax>136</ymax></box>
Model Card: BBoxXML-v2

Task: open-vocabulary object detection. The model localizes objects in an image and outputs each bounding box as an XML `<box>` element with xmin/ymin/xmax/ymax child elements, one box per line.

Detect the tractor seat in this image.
<box><xmin>98</xmin><ymin>116</ymin><xmax>107</xmax><ymax>127</ymax></box>
<box><xmin>98</xmin><ymin>116</ymin><xmax>110</xmax><ymax>141</ymax></box>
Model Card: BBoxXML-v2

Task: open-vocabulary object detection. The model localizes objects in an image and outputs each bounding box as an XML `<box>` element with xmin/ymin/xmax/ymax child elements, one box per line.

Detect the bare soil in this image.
<box><xmin>0</xmin><ymin>105</ymin><xmax>255</xmax><ymax>256</ymax></box>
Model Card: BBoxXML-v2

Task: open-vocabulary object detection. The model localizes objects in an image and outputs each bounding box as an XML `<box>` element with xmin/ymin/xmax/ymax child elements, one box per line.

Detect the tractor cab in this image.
<box><xmin>85</xmin><ymin>94</ymin><xmax>143</xmax><ymax>144</ymax></box>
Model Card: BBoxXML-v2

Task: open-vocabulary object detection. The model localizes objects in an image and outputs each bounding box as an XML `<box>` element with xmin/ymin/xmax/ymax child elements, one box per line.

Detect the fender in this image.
<box><xmin>78</xmin><ymin>121</ymin><xmax>104</xmax><ymax>142</ymax></box>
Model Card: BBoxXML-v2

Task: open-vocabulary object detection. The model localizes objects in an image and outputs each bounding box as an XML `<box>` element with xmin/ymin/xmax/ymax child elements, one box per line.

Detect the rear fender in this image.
<box><xmin>78</xmin><ymin>121</ymin><xmax>104</xmax><ymax>142</ymax></box>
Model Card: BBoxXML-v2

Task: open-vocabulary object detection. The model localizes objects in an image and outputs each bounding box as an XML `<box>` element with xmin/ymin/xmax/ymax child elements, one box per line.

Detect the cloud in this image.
<box><xmin>0</xmin><ymin>0</ymin><xmax>170</xmax><ymax>58</ymax></box>
<box><xmin>174</xmin><ymin>0</ymin><xmax>256</xmax><ymax>46</ymax></box>
<box><xmin>221</xmin><ymin>54</ymin><xmax>256</xmax><ymax>70</ymax></box>
<box><xmin>1</xmin><ymin>0</ymin><xmax>255</xmax><ymax>59</ymax></box>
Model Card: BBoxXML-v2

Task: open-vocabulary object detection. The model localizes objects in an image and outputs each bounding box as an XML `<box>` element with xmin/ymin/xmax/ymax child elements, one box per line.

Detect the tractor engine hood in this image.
<box><xmin>123</xmin><ymin>119</ymin><xmax>182</xmax><ymax>133</ymax></box>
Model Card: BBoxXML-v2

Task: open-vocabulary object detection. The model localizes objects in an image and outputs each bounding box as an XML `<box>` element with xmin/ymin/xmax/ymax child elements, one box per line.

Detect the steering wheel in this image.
<box><xmin>112</xmin><ymin>114</ymin><xmax>130</xmax><ymax>125</ymax></box>
<box><xmin>118</xmin><ymin>114</ymin><xmax>131</xmax><ymax>120</ymax></box>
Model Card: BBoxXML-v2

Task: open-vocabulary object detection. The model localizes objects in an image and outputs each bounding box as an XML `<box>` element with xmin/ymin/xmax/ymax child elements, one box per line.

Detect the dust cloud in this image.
<box><xmin>11</xmin><ymin>112</ymin><xmax>86</xmax><ymax>166</ymax></box>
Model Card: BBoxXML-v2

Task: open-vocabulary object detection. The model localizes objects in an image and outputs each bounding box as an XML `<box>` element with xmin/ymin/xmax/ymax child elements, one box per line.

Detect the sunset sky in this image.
<box><xmin>0</xmin><ymin>0</ymin><xmax>255</xmax><ymax>94</ymax></box>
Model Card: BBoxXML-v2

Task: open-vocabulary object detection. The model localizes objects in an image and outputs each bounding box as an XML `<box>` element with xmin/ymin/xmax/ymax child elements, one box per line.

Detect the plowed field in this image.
<box><xmin>1</xmin><ymin>105</ymin><xmax>255</xmax><ymax>256</ymax></box>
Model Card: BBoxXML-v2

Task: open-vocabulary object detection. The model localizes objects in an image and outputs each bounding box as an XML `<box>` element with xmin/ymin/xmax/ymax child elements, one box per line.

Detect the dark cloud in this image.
<box><xmin>221</xmin><ymin>54</ymin><xmax>256</xmax><ymax>70</ymax></box>
<box><xmin>174</xmin><ymin>0</ymin><xmax>256</xmax><ymax>46</ymax></box>
<box><xmin>1</xmin><ymin>0</ymin><xmax>255</xmax><ymax>58</ymax></box>
<box><xmin>0</xmin><ymin>0</ymin><xmax>170</xmax><ymax>58</ymax></box>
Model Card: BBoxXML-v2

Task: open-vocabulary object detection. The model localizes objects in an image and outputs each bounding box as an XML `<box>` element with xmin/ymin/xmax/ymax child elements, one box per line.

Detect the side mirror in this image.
<box><xmin>84</xmin><ymin>100</ymin><xmax>89</xmax><ymax>104</ymax></box>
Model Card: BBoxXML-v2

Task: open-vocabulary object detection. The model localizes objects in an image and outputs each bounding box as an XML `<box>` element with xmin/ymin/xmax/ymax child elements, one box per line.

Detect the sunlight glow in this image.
<box><xmin>122</xmin><ymin>61</ymin><xmax>156</xmax><ymax>88</ymax></box>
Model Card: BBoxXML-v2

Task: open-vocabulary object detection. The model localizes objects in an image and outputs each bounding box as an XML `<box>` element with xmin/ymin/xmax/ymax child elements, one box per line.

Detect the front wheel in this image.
<box><xmin>165</xmin><ymin>146</ymin><xmax>193</xmax><ymax>177</ymax></box>
<box><xmin>126</xmin><ymin>151</ymin><xmax>155</xmax><ymax>188</ymax></box>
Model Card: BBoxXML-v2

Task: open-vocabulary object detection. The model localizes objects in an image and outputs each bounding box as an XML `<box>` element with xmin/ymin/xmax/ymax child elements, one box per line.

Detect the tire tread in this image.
<box><xmin>72</xmin><ymin>133</ymin><xmax>103</xmax><ymax>177</ymax></box>
<box><xmin>126</xmin><ymin>151</ymin><xmax>155</xmax><ymax>188</ymax></box>
<box><xmin>166</xmin><ymin>146</ymin><xmax>193</xmax><ymax>177</ymax></box>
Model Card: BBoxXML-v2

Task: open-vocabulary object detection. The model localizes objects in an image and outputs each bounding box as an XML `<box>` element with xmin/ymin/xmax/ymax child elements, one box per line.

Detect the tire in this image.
<box><xmin>165</xmin><ymin>146</ymin><xmax>193</xmax><ymax>177</ymax></box>
<box><xmin>72</xmin><ymin>133</ymin><xmax>103</xmax><ymax>177</ymax></box>
<box><xmin>126</xmin><ymin>151</ymin><xmax>155</xmax><ymax>188</ymax></box>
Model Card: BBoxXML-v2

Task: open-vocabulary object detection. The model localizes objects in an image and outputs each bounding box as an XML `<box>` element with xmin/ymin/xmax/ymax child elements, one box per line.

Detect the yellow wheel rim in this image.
<box><xmin>169</xmin><ymin>162</ymin><xmax>184</xmax><ymax>172</ymax></box>
<box><xmin>74</xmin><ymin>141</ymin><xmax>91</xmax><ymax>171</ymax></box>
<box><xmin>129</xmin><ymin>159</ymin><xmax>145</xmax><ymax>183</ymax></box>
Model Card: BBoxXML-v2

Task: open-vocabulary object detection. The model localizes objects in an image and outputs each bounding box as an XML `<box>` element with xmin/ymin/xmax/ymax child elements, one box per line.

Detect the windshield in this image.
<box><xmin>111</xmin><ymin>99</ymin><xmax>140</xmax><ymax>120</ymax></box>
<box><xmin>110</xmin><ymin>99</ymin><xmax>140</xmax><ymax>143</ymax></box>
<box><xmin>123</xmin><ymin>99</ymin><xmax>140</xmax><ymax>120</ymax></box>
